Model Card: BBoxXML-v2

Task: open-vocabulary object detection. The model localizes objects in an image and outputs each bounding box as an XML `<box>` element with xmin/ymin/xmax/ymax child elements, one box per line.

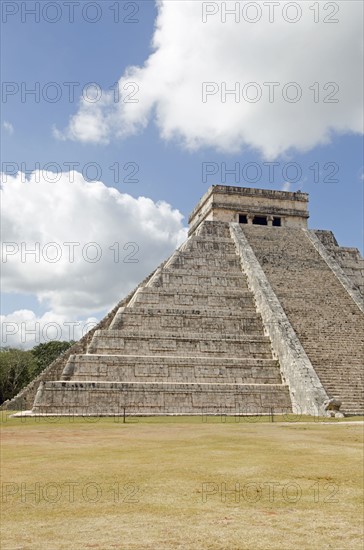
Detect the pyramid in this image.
<box><xmin>8</xmin><ymin>186</ymin><xmax>364</xmax><ymax>417</ymax></box>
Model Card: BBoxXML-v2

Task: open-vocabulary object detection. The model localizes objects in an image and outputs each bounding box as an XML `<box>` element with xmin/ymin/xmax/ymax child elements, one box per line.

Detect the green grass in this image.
<box><xmin>1</xmin><ymin>413</ymin><xmax>363</xmax><ymax>549</ymax></box>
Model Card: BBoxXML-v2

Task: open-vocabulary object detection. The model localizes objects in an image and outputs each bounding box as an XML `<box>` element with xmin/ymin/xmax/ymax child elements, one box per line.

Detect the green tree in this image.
<box><xmin>0</xmin><ymin>348</ymin><xmax>36</xmax><ymax>403</ymax></box>
<box><xmin>0</xmin><ymin>341</ymin><xmax>75</xmax><ymax>404</ymax></box>
<box><xmin>30</xmin><ymin>341</ymin><xmax>74</xmax><ymax>378</ymax></box>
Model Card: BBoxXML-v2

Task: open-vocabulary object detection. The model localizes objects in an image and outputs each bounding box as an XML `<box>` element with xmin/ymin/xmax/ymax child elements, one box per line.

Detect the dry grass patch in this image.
<box><xmin>1</xmin><ymin>414</ymin><xmax>363</xmax><ymax>549</ymax></box>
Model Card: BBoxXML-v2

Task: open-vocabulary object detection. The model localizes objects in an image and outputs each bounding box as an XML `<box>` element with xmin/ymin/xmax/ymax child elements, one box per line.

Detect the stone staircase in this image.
<box><xmin>314</xmin><ymin>230</ymin><xmax>364</xmax><ymax>296</ymax></box>
<box><xmin>31</xmin><ymin>221</ymin><xmax>291</xmax><ymax>416</ymax></box>
<box><xmin>242</xmin><ymin>226</ymin><xmax>364</xmax><ymax>415</ymax></box>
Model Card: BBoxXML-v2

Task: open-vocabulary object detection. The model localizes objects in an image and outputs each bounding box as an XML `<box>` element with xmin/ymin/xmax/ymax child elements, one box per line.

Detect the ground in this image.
<box><xmin>1</xmin><ymin>413</ymin><xmax>363</xmax><ymax>550</ymax></box>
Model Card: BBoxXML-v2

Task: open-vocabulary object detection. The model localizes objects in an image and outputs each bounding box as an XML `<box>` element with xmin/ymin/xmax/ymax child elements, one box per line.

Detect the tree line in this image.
<box><xmin>0</xmin><ymin>341</ymin><xmax>74</xmax><ymax>404</ymax></box>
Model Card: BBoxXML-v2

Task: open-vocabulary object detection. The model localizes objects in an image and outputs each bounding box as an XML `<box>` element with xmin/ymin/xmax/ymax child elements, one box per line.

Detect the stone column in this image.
<box><xmin>267</xmin><ymin>215</ymin><xmax>274</xmax><ymax>227</ymax></box>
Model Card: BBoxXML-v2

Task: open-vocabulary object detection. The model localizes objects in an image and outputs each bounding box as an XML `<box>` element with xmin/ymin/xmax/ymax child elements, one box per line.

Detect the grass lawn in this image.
<box><xmin>1</xmin><ymin>413</ymin><xmax>363</xmax><ymax>550</ymax></box>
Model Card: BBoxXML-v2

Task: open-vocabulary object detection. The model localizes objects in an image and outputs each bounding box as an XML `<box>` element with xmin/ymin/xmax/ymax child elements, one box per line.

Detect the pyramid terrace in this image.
<box><xmin>6</xmin><ymin>186</ymin><xmax>364</xmax><ymax>418</ymax></box>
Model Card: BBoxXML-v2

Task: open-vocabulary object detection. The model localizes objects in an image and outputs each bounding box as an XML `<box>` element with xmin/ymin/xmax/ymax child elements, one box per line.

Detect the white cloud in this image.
<box><xmin>55</xmin><ymin>1</ymin><xmax>363</xmax><ymax>159</ymax></box>
<box><xmin>3</xmin><ymin>121</ymin><xmax>14</xmax><ymax>135</ymax></box>
<box><xmin>281</xmin><ymin>182</ymin><xmax>291</xmax><ymax>192</ymax></box>
<box><xmin>1</xmin><ymin>309</ymin><xmax>98</xmax><ymax>350</ymax></box>
<box><xmin>1</xmin><ymin>171</ymin><xmax>187</xmax><ymax>318</ymax></box>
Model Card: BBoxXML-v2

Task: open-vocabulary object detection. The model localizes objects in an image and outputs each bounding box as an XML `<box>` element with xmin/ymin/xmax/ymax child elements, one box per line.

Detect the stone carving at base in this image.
<box><xmin>324</xmin><ymin>398</ymin><xmax>344</xmax><ymax>418</ymax></box>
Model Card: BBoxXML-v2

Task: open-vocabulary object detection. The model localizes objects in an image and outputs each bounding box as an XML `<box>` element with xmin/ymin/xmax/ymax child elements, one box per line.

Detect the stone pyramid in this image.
<box><xmin>9</xmin><ymin>186</ymin><xmax>364</xmax><ymax>417</ymax></box>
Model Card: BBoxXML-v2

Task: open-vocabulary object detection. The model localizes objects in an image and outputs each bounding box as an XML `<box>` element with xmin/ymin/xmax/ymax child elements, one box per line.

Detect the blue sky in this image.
<box><xmin>1</xmin><ymin>1</ymin><xmax>363</xmax><ymax>347</ymax></box>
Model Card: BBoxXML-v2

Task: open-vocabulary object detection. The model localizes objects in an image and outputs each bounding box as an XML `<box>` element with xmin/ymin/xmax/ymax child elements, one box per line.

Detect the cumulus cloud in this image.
<box><xmin>281</xmin><ymin>182</ymin><xmax>291</xmax><ymax>192</ymax></box>
<box><xmin>55</xmin><ymin>0</ymin><xmax>363</xmax><ymax>158</ymax></box>
<box><xmin>1</xmin><ymin>309</ymin><xmax>98</xmax><ymax>350</ymax></box>
<box><xmin>1</xmin><ymin>171</ymin><xmax>187</xmax><ymax>318</ymax></box>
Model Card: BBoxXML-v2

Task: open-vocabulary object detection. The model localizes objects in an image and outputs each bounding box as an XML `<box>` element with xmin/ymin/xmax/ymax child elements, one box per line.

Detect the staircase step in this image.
<box><xmin>243</xmin><ymin>225</ymin><xmax>364</xmax><ymax>412</ymax></box>
<box><xmin>32</xmin><ymin>380</ymin><xmax>292</xmax><ymax>416</ymax></box>
<box><xmin>88</xmin><ymin>330</ymin><xmax>273</xmax><ymax>357</ymax></box>
<box><xmin>63</xmin><ymin>354</ymin><xmax>282</xmax><ymax>384</ymax></box>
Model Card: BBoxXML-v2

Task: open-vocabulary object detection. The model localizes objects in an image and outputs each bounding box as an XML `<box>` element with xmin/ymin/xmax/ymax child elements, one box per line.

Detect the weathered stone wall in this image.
<box><xmin>32</xmin><ymin>381</ymin><xmax>290</xmax><ymax>416</ymax></box>
<box><xmin>64</xmin><ymin>355</ymin><xmax>282</xmax><ymax>384</ymax></box>
<box><xmin>189</xmin><ymin>185</ymin><xmax>309</xmax><ymax>234</ymax></box>
<box><xmin>88</xmin><ymin>330</ymin><xmax>273</xmax><ymax>358</ymax></box>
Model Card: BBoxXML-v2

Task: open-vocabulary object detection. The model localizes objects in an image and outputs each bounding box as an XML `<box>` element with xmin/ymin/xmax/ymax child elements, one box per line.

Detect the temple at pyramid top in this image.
<box><xmin>189</xmin><ymin>185</ymin><xmax>309</xmax><ymax>234</ymax></box>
